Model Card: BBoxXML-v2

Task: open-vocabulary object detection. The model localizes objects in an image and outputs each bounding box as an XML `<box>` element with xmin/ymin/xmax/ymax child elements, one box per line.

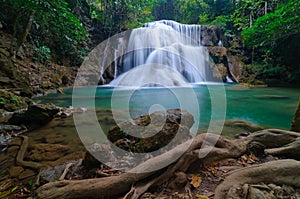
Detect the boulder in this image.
<box><xmin>207</xmin><ymin>47</ymin><xmax>228</xmax><ymax>82</ymax></box>
<box><xmin>9</xmin><ymin>103</ymin><xmax>59</xmax><ymax>126</ymax></box>
<box><xmin>207</xmin><ymin>46</ymin><xmax>242</xmax><ymax>82</ymax></box>
<box><xmin>227</xmin><ymin>54</ymin><xmax>243</xmax><ymax>82</ymax></box>
<box><xmin>208</xmin><ymin>46</ymin><xmax>227</xmax><ymax>63</ymax></box>
<box><xmin>200</xmin><ymin>26</ymin><xmax>221</xmax><ymax>46</ymax></box>
<box><xmin>107</xmin><ymin>109</ymin><xmax>194</xmax><ymax>153</ymax></box>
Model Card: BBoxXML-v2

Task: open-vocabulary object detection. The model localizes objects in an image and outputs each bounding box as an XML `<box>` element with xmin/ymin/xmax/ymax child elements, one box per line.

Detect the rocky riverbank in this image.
<box><xmin>0</xmin><ymin>31</ymin><xmax>76</xmax><ymax>97</ymax></box>
<box><xmin>0</xmin><ymin>105</ymin><xmax>299</xmax><ymax>198</ymax></box>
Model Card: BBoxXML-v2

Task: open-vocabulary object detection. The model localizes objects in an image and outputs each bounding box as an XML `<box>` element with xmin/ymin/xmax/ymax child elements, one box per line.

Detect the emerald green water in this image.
<box><xmin>36</xmin><ymin>85</ymin><xmax>300</xmax><ymax>130</ymax></box>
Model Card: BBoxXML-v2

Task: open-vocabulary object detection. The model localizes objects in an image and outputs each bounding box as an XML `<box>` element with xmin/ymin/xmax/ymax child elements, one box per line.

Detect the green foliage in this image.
<box><xmin>9</xmin><ymin>97</ymin><xmax>21</xmax><ymax>105</ymax></box>
<box><xmin>176</xmin><ymin>0</ymin><xmax>210</xmax><ymax>24</ymax></box>
<box><xmin>231</xmin><ymin>0</ymin><xmax>279</xmax><ymax>31</ymax></box>
<box><xmin>0</xmin><ymin>0</ymin><xmax>88</xmax><ymax>65</ymax></box>
<box><xmin>262</xmin><ymin>65</ymin><xmax>284</xmax><ymax>76</ymax></box>
<box><xmin>0</xmin><ymin>98</ymin><xmax>4</xmax><ymax>105</ymax></box>
<box><xmin>0</xmin><ymin>90</ymin><xmax>27</xmax><ymax>111</ymax></box>
<box><xmin>153</xmin><ymin>0</ymin><xmax>176</xmax><ymax>21</ymax></box>
<box><xmin>210</xmin><ymin>15</ymin><xmax>229</xmax><ymax>27</ymax></box>
<box><xmin>242</xmin><ymin>0</ymin><xmax>300</xmax><ymax>47</ymax></box>
<box><xmin>241</xmin><ymin>0</ymin><xmax>300</xmax><ymax>82</ymax></box>
<box><xmin>87</xmin><ymin>0</ymin><xmax>163</xmax><ymax>36</ymax></box>
<box><xmin>34</xmin><ymin>46</ymin><xmax>51</xmax><ymax>63</ymax></box>
<box><xmin>34</xmin><ymin>0</ymin><xmax>88</xmax><ymax>65</ymax></box>
<box><xmin>27</xmin><ymin>180</ymin><xmax>35</xmax><ymax>186</ymax></box>
<box><xmin>215</xmin><ymin>0</ymin><xmax>235</xmax><ymax>16</ymax></box>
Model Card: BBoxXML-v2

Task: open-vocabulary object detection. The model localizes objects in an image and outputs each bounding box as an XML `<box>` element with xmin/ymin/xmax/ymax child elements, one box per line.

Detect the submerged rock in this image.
<box><xmin>107</xmin><ymin>109</ymin><xmax>194</xmax><ymax>153</ymax></box>
<box><xmin>255</xmin><ymin>95</ymin><xmax>290</xmax><ymax>100</ymax></box>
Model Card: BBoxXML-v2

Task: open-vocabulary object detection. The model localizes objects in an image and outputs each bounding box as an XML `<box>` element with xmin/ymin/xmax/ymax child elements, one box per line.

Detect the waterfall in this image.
<box><xmin>110</xmin><ymin>20</ymin><xmax>216</xmax><ymax>87</ymax></box>
<box><xmin>144</xmin><ymin>20</ymin><xmax>201</xmax><ymax>45</ymax></box>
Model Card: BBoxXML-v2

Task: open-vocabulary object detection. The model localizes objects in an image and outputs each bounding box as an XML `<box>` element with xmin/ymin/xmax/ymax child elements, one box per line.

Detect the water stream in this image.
<box><xmin>36</xmin><ymin>85</ymin><xmax>300</xmax><ymax>134</ymax></box>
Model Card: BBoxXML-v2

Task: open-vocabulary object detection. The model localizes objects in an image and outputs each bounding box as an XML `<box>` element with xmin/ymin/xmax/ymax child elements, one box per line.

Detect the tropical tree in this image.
<box><xmin>0</xmin><ymin>0</ymin><xmax>88</xmax><ymax>65</ymax></box>
<box><xmin>242</xmin><ymin>0</ymin><xmax>300</xmax><ymax>81</ymax></box>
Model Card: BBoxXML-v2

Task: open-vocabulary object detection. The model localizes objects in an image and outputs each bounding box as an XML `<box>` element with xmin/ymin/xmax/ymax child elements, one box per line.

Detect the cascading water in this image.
<box><xmin>144</xmin><ymin>20</ymin><xmax>201</xmax><ymax>45</ymax></box>
<box><xmin>113</xmin><ymin>38</ymin><xmax>126</xmax><ymax>79</ymax></box>
<box><xmin>110</xmin><ymin>20</ymin><xmax>218</xmax><ymax>87</ymax></box>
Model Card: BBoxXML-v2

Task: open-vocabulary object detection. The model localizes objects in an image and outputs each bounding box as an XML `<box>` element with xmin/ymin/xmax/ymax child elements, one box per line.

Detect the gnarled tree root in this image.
<box><xmin>36</xmin><ymin>133</ymin><xmax>244</xmax><ymax>199</ymax></box>
<box><xmin>17</xmin><ymin>136</ymin><xmax>45</xmax><ymax>169</ymax></box>
<box><xmin>35</xmin><ymin>129</ymin><xmax>300</xmax><ymax>199</ymax></box>
<box><xmin>214</xmin><ymin>159</ymin><xmax>300</xmax><ymax>199</ymax></box>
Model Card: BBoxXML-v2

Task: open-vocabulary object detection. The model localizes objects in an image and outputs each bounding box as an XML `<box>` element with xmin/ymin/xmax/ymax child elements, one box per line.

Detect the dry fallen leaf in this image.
<box><xmin>195</xmin><ymin>194</ymin><xmax>209</xmax><ymax>199</ymax></box>
<box><xmin>206</xmin><ymin>162</ymin><xmax>218</xmax><ymax>167</ymax></box>
<box><xmin>191</xmin><ymin>174</ymin><xmax>202</xmax><ymax>188</ymax></box>
<box><xmin>206</xmin><ymin>167</ymin><xmax>217</xmax><ymax>176</ymax></box>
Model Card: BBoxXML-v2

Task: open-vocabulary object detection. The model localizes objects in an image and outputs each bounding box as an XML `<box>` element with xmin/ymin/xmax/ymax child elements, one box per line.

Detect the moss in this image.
<box><xmin>0</xmin><ymin>97</ymin><xmax>4</xmax><ymax>105</ymax></box>
<box><xmin>0</xmin><ymin>90</ymin><xmax>27</xmax><ymax>112</ymax></box>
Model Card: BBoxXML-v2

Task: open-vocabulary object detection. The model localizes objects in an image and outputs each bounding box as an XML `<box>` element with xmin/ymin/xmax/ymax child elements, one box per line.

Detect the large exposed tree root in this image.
<box><xmin>214</xmin><ymin>159</ymin><xmax>300</xmax><ymax>199</ymax></box>
<box><xmin>35</xmin><ymin>129</ymin><xmax>300</xmax><ymax>199</ymax></box>
<box><xmin>17</xmin><ymin>136</ymin><xmax>45</xmax><ymax>169</ymax></box>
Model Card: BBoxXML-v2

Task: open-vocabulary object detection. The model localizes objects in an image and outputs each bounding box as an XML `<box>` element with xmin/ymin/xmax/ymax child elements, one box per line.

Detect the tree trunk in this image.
<box><xmin>265</xmin><ymin>1</ymin><xmax>268</xmax><ymax>15</ymax></box>
<box><xmin>15</xmin><ymin>10</ymin><xmax>36</xmax><ymax>55</ymax></box>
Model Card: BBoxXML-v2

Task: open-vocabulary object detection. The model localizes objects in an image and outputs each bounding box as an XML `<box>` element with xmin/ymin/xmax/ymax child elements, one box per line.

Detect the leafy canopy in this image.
<box><xmin>242</xmin><ymin>0</ymin><xmax>300</xmax><ymax>47</ymax></box>
<box><xmin>0</xmin><ymin>0</ymin><xmax>88</xmax><ymax>64</ymax></box>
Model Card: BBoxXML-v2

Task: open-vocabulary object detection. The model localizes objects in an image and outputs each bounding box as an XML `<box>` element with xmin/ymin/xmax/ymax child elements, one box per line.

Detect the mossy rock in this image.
<box><xmin>107</xmin><ymin>109</ymin><xmax>194</xmax><ymax>153</ymax></box>
<box><xmin>9</xmin><ymin>103</ymin><xmax>59</xmax><ymax>126</ymax></box>
<box><xmin>0</xmin><ymin>90</ymin><xmax>27</xmax><ymax>112</ymax></box>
